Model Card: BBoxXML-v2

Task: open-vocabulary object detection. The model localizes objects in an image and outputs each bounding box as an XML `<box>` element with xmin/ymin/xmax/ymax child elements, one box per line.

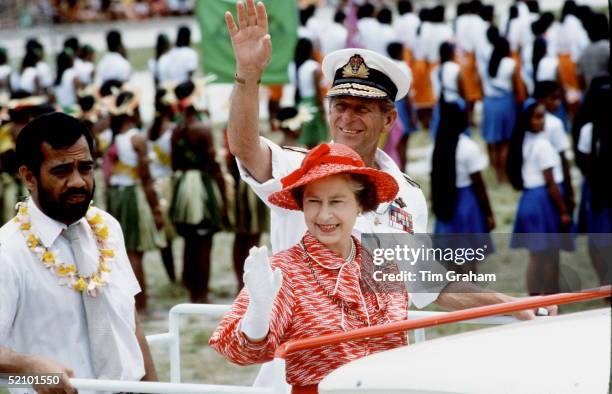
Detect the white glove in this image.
<box><xmin>241</xmin><ymin>246</ymin><xmax>283</xmax><ymax>340</ymax></box>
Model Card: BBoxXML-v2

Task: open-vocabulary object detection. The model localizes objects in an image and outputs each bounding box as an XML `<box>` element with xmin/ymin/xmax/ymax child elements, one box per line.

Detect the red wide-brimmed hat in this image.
<box><xmin>268</xmin><ymin>143</ymin><xmax>399</xmax><ymax>211</ymax></box>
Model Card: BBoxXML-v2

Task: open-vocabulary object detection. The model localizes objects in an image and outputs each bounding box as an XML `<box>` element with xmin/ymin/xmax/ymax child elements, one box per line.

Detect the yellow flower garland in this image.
<box><xmin>14</xmin><ymin>201</ymin><xmax>116</xmax><ymax>296</ymax></box>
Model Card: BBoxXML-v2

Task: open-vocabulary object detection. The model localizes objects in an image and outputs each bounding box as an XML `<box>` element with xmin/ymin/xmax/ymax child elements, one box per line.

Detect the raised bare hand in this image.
<box><xmin>225</xmin><ymin>0</ymin><xmax>271</xmax><ymax>80</ymax></box>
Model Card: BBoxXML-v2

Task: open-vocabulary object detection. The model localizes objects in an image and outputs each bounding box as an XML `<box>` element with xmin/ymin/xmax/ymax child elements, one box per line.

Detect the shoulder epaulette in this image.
<box><xmin>282</xmin><ymin>146</ymin><xmax>308</xmax><ymax>154</ymax></box>
<box><xmin>402</xmin><ymin>173</ymin><xmax>421</xmax><ymax>189</ymax></box>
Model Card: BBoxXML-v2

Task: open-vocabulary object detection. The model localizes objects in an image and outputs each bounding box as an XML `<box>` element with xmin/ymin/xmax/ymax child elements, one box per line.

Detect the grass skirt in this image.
<box><xmin>170</xmin><ymin>170</ymin><xmax>223</xmax><ymax>231</ymax></box>
<box><xmin>106</xmin><ymin>184</ymin><xmax>166</xmax><ymax>252</ymax></box>
<box><xmin>232</xmin><ymin>180</ymin><xmax>269</xmax><ymax>234</ymax></box>
<box><xmin>298</xmin><ymin>96</ymin><xmax>328</xmax><ymax>148</ymax></box>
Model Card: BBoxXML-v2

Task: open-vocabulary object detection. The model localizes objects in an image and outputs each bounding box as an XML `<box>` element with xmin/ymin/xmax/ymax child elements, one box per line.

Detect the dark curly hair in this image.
<box><xmin>290</xmin><ymin>173</ymin><xmax>379</xmax><ymax>212</ymax></box>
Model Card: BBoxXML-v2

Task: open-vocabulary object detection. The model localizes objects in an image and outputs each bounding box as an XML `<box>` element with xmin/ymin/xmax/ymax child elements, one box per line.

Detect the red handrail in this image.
<box><xmin>274</xmin><ymin>286</ymin><xmax>611</xmax><ymax>359</ymax></box>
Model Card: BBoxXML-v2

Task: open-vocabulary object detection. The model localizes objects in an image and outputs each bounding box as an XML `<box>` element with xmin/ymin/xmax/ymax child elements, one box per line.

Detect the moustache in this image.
<box><xmin>61</xmin><ymin>188</ymin><xmax>92</xmax><ymax>200</ymax></box>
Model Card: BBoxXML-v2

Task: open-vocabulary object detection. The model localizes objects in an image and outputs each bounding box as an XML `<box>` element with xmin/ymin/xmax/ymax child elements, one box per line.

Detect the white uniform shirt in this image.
<box><xmin>536</xmin><ymin>55</ymin><xmax>559</xmax><ymax>83</ymax></box>
<box><xmin>109</xmin><ymin>128</ymin><xmax>140</xmax><ymax>186</ymax></box>
<box><xmin>237</xmin><ymin>137</ymin><xmax>437</xmax><ymax>308</ymax></box>
<box><xmin>158</xmin><ymin>47</ymin><xmax>199</xmax><ymax>84</ymax></box>
<box><xmin>11</xmin><ymin>67</ymin><xmax>39</xmax><ymax>94</ymax></box>
<box><xmin>319</xmin><ymin>22</ymin><xmax>348</xmax><ymax>56</ymax></box>
<box><xmin>558</xmin><ymin>15</ymin><xmax>589</xmax><ymax>61</ymax></box>
<box><xmin>0</xmin><ymin>199</ymin><xmax>144</xmax><ymax>393</ymax></box>
<box><xmin>296</xmin><ymin>59</ymin><xmax>319</xmax><ymax>99</ymax></box>
<box><xmin>376</xmin><ymin>24</ymin><xmax>399</xmax><ymax>56</ymax></box>
<box><xmin>423</xmin><ymin>23</ymin><xmax>453</xmax><ymax>64</ymax></box>
<box><xmin>507</xmin><ymin>17</ymin><xmax>523</xmax><ymax>53</ymax></box>
<box><xmin>149</xmin><ymin>129</ymin><xmax>173</xmax><ymax>180</ymax></box>
<box><xmin>543</xmin><ymin>113</ymin><xmax>569</xmax><ymax>153</ymax></box>
<box><xmin>393</xmin><ymin>13</ymin><xmax>419</xmax><ymax>51</ymax></box>
<box><xmin>36</xmin><ymin>61</ymin><xmax>53</xmax><ymax>89</ymax></box>
<box><xmin>577</xmin><ymin>122</ymin><xmax>594</xmax><ymax>154</ymax></box>
<box><xmin>54</xmin><ymin>67</ymin><xmax>78</xmax><ymax>107</ymax></box>
<box><xmin>455</xmin><ymin>134</ymin><xmax>488</xmax><ymax>187</ymax></box>
<box><xmin>522</xmin><ymin>131</ymin><xmax>564</xmax><ymax>188</ymax></box>
<box><xmin>75</xmin><ymin>60</ymin><xmax>95</xmax><ymax>85</ymax></box>
<box><xmin>431</xmin><ymin>61</ymin><xmax>461</xmax><ymax>102</ymax></box>
<box><xmin>96</xmin><ymin>52</ymin><xmax>132</xmax><ymax>84</ymax></box>
<box><xmin>357</xmin><ymin>17</ymin><xmax>381</xmax><ymax>53</ymax></box>
<box><xmin>482</xmin><ymin>57</ymin><xmax>515</xmax><ymax>97</ymax></box>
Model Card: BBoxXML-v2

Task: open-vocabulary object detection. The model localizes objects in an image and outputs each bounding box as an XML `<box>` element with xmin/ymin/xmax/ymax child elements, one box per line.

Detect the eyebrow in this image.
<box><xmin>50</xmin><ymin>160</ymin><xmax>95</xmax><ymax>171</ymax></box>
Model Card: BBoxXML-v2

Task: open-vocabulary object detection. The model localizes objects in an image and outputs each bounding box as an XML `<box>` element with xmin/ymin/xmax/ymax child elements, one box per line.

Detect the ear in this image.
<box><xmin>381</xmin><ymin>107</ymin><xmax>398</xmax><ymax>134</ymax></box>
<box><xmin>18</xmin><ymin>165</ymin><xmax>37</xmax><ymax>195</ymax></box>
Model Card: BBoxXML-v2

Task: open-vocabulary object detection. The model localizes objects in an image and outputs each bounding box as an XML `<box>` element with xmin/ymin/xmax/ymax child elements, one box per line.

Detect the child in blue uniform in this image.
<box><xmin>533</xmin><ymin>81</ymin><xmax>575</xmax><ymax>214</ymax></box>
<box><xmin>508</xmin><ymin>103</ymin><xmax>574</xmax><ymax>295</ymax></box>
<box><xmin>480</xmin><ymin>35</ymin><xmax>517</xmax><ymax>183</ymax></box>
<box><xmin>432</xmin><ymin>103</ymin><xmax>494</xmax><ymax>273</ymax></box>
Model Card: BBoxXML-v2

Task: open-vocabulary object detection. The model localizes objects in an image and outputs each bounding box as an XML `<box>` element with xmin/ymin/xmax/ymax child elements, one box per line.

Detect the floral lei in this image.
<box><xmin>14</xmin><ymin>201</ymin><xmax>116</xmax><ymax>296</ymax></box>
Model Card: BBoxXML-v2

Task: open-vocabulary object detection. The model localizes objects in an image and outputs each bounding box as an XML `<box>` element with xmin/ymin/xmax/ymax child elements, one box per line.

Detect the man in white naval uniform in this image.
<box><xmin>223</xmin><ymin>0</ymin><xmax>557</xmax><ymax>388</ymax></box>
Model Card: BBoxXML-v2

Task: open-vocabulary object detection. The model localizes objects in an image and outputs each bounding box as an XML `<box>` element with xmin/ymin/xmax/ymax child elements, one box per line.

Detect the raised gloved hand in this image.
<box><xmin>241</xmin><ymin>245</ymin><xmax>283</xmax><ymax>340</ymax></box>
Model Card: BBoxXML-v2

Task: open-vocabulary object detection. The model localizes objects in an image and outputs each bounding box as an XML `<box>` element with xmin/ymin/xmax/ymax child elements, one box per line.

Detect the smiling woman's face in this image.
<box><xmin>302</xmin><ymin>174</ymin><xmax>361</xmax><ymax>258</ymax></box>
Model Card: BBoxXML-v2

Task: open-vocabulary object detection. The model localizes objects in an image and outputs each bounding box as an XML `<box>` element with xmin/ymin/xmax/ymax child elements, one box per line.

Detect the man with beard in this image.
<box><xmin>0</xmin><ymin>112</ymin><xmax>157</xmax><ymax>393</ymax></box>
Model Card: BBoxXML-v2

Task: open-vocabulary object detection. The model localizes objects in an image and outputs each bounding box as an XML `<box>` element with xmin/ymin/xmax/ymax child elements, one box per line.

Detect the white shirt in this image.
<box><xmin>431</xmin><ymin>61</ymin><xmax>461</xmax><ymax>103</ymax></box>
<box><xmin>455</xmin><ymin>134</ymin><xmax>488</xmax><ymax>187</ymax></box>
<box><xmin>36</xmin><ymin>61</ymin><xmax>53</xmax><ymax>89</ymax></box>
<box><xmin>110</xmin><ymin>128</ymin><xmax>140</xmax><ymax>186</ymax></box>
<box><xmin>296</xmin><ymin>59</ymin><xmax>320</xmax><ymax>98</ymax></box>
<box><xmin>0</xmin><ymin>199</ymin><xmax>144</xmax><ymax>393</ymax></box>
<box><xmin>149</xmin><ymin>129</ymin><xmax>173</xmax><ymax>180</ymax></box>
<box><xmin>75</xmin><ymin>60</ymin><xmax>95</xmax><ymax>85</ymax></box>
<box><xmin>506</xmin><ymin>17</ymin><xmax>523</xmax><ymax>53</ymax></box>
<box><xmin>522</xmin><ymin>131</ymin><xmax>564</xmax><ymax>188</ymax></box>
<box><xmin>357</xmin><ymin>17</ymin><xmax>381</xmax><ymax>53</ymax></box>
<box><xmin>158</xmin><ymin>46</ymin><xmax>199</xmax><ymax>84</ymax></box>
<box><xmin>54</xmin><ymin>67</ymin><xmax>78</xmax><ymax>107</ymax></box>
<box><xmin>482</xmin><ymin>57</ymin><xmax>515</xmax><ymax>97</ymax></box>
<box><xmin>577</xmin><ymin>122</ymin><xmax>594</xmax><ymax>154</ymax></box>
<box><xmin>536</xmin><ymin>55</ymin><xmax>559</xmax><ymax>82</ymax></box>
<box><xmin>319</xmin><ymin>22</ymin><xmax>348</xmax><ymax>56</ymax></box>
<box><xmin>558</xmin><ymin>15</ymin><xmax>589</xmax><ymax>61</ymax></box>
<box><xmin>375</xmin><ymin>24</ymin><xmax>399</xmax><ymax>56</ymax></box>
<box><xmin>543</xmin><ymin>113</ymin><xmax>569</xmax><ymax>153</ymax></box>
<box><xmin>455</xmin><ymin>14</ymin><xmax>483</xmax><ymax>53</ymax></box>
<box><xmin>393</xmin><ymin>13</ymin><xmax>419</xmax><ymax>50</ymax></box>
<box><xmin>237</xmin><ymin>137</ymin><xmax>436</xmax><ymax>308</ymax></box>
<box><xmin>423</xmin><ymin>23</ymin><xmax>453</xmax><ymax>64</ymax></box>
<box><xmin>96</xmin><ymin>52</ymin><xmax>132</xmax><ymax>84</ymax></box>
<box><xmin>11</xmin><ymin>67</ymin><xmax>39</xmax><ymax>94</ymax></box>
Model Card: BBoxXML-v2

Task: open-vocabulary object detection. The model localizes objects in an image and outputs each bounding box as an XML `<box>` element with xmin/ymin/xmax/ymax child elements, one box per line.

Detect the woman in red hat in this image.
<box><xmin>210</xmin><ymin>142</ymin><xmax>408</xmax><ymax>393</ymax></box>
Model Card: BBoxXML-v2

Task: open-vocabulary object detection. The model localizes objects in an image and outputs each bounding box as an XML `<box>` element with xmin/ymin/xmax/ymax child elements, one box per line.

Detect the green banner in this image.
<box><xmin>196</xmin><ymin>0</ymin><xmax>297</xmax><ymax>84</ymax></box>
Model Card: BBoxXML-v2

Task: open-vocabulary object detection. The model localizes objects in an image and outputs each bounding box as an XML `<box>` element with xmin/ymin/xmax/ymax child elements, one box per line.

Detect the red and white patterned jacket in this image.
<box><xmin>209</xmin><ymin>233</ymin><xmax>409</xmax><ymax>388</ymax></box>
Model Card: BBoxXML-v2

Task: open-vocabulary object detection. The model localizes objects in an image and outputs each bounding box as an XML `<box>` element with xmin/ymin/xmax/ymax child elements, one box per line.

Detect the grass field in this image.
<box><xmin>2</xmin><ymin>48</ymin><xmax>607</xmax><ymax>392</ymax></box>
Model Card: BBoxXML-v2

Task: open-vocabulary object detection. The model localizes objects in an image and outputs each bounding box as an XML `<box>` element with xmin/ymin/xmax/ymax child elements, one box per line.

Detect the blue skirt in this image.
<box><xmin>481</xmin><ymin>92</ymin><xmax>516</xmax><ymax>144</ymax></box>
<box><xmin>511</xmin><ymin>185</ymin><xmax>575</xmax><ymax>251</ymax></box>
<box><xmin>434</xmin><ymin>185</ymin><xmax>494</xmax><ymax>252</ymax></box>
<box><xmin>395</xmin><ymin>98</ymin><xmax>416</xmax><ymax>136</ymax></box>
<box><xmin>577</xmin><ymin>181</ymin><xmax>612</xmax><ymax>246</ymax></box>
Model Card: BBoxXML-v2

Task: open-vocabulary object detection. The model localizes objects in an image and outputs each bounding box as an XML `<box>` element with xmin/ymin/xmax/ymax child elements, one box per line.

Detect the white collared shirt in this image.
<box><xmin>96</xmin><ymin>52</ymin><xmax>132</xmax><ymax>84</ymax></box>
<box><xmin>237</xmin><ymin>137</ymin><xmax>437</xmax><ymax>308</ymax></box>
<box><xmin>0</xmin><ymin>199</ymin><xmax>144</xmax><ymax>393</ymax></box>
<box><xmin>543</xmin><ymin>113</ymin><xmax>569</xmax><ymax>153</ymax></box>
<box><xmin>158</xmin><ymin>47</ymin><xmax>198</xmax><ymax>84</ymax></box>
<box><xmin>522</xmin><ymin>131</ymin><xmax>563</xmax><ymax>188</ymax></box>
